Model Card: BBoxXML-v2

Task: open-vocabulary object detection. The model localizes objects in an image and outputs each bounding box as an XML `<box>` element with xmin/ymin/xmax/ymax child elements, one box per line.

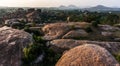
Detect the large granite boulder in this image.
<box><xmin>0</xmin><ymin>26</ymin><xmax>32</xmax><ymax>66</ymax></box>
<box><xmin>42</xmin><ymin>22</ymin><xmax>90</xmax><ymax>40</ymax></box>
<box><xmin>56</xmin><ymin>44</ymin><xmax>119</xmax><ymax>66</ymax></box>
<box><xmin>50</xmin><ymin>39</ymin><xmax>120</xmax><ymax>54</ymax></box>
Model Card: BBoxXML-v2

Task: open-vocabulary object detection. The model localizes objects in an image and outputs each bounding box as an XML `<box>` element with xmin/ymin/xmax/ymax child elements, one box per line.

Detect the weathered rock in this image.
<box><xmin>42</xmin><ymin>22</ymin><xmax>90</xmax><ymax>40</ymax></box>
<box><xmin>0</xmin><ymin>26</ymin><xmax>32</xmax><ymax>66</ymax></box>
<box><xmin>42</xmin><ymin>23</ymin><xmax>71</xmax><ymax>40</ymax></box>
<box><xmin>101</xmin><ymin>31</ymin><xmax>113</xmax><ymax>36</ymax></box>
<box><xmin>99</xmin><ymin>25</ymin><xmax>120</xmax><ymax>31</ymax></box>
<box><xmin>56</xmin><ymin>44</ymin><xmax>119</xmax><ymax>66</ymax></box>
<box><xmin>50</xmin><ymin>39</ymin><xmax>120</xmax><ymax>54</ymax></box>
<box><xmin>62</xmin><ymin>29</ymin><xmax>88</xmax><ymax>39</ymax></box>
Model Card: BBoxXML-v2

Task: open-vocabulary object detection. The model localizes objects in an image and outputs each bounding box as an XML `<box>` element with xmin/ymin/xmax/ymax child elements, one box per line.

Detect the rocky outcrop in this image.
<box><xmin>62</xmin><ymin>29</ymin><xmax>88</xmax><ymax>39</ymax></box>
<box><xmin>99</xmin><ymin>25</ymin><xmax>120</xmax><ymax>31</ymax></box>
<box><xmin>0</xmin><ymin>26</ymin><xmax>32</xmax><ymax>66</ymax></box>
<box><xmin>42</xmin><ymin>22</ymin><xmax>90</xmax><ymax>40</ymax></box>
<box><xmin>56</xmin><ymin>44</ymin><xmax>119</xmax><ymax>66</ymax></box>
<box><xmin>42</xmin><ymin>22</ymin><xmax>120</xmax><ymax>65</ymax></box>
<box><xmin>50</xmin><ymin>39</ymin><xmax>120</xmax><ymax>54</ymax></box>
<box><xmin>101</xmin><ymin>31</ymin><xmax>113</xmax><ymax>36</ymax></box>
<box><xmin>42</xmin><ymin>22</ymin><xmax>120</xmax><ymax>41</ymax></box>
<box><xmin>99</xmin><ymin>25</ymin><xmax>120</xmax><ymax>38</ymax></box>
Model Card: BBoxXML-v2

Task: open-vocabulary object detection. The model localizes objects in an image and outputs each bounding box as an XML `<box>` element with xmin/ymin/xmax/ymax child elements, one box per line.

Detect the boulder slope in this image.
<box><xmin>56</xmin><ymin>44</ymin><xmax>119</xmax><ymax>66</ymax></box>
<box><xmin>0</xmin><ymin>26</ymin><xmax>32</xmax><ymax>66</ymax></box>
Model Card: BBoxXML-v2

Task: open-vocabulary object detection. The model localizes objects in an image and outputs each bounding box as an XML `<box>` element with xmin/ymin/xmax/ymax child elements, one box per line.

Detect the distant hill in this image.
<box><xmin>0</xmin><ymin>6</ymin><xmax>8</xmax><ymax>9</ymax></box>
<box><xmin>0</xmin><ymin>5</ymin><xmax>120</xmax><ymax>11</ymax></box>
<box><xmin>58</xmin><ymin>5</ymin><xmax>79</xmax><ymax>10</ymax></box>
<box><xmin>57</xmin><ymin>5</ymin><xmax>120</xmax><ymax>11</ymax></box>
<box><xmin>91</xmin><ymin>5</ymin><xmax>111</xmax><ymax>9</ymax></box>
<box><xmin>85</xmin><ymin>5</ymin><xmax>120</xmax><ymax>11</ymax></box>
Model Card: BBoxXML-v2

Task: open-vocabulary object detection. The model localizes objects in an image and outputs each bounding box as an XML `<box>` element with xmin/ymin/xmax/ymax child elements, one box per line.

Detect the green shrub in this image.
<box><xmin>113</xmin><ymin>54</ymin><xmax>120</xmax><ymax>63</ymax></box>
<box><xmin>22</xmin><ymin>43</ymin><xmax>43</xmax><ymax>64</ymax></box>
<box><xmin>22</xmin><ymin>43</ymin><xmax>61</xmax><ymax>66</ymax></box>
<box><xmin>91</xmin><ymin>21</ymin><xmax>99</xmax><ymax>27</ymax></box>
<box><xmin>73</xmin><ymin>37</ymin><xmax>88</xmax><ymax>40</ymax></box>
<box><xmin>42</xmin><ymin>49</ymin><xmax>61</xmax><ymax>66</ymax></box>
<box><xmin>85</xmin><ymin>26</ymin><xmax>93</xmax><ymax>33</ymax></box>
<box><xmin>11</xmin><ymin>23</ymin><xmax>25</xmax><ymax>29</ymax></box>
<box><xmin>22</xmin><ymin>35</ymin><xmax>61</xmax><ymax>66</ymax></box>
<box><xmin>24</xmin><ymin>29</ymin><xmax>43</xmax><ymax>36</ymax></box>
<box><xmin>70</xmin><ymin>25</ymin><xmax>75</xmax><ymax>29</ymax></box>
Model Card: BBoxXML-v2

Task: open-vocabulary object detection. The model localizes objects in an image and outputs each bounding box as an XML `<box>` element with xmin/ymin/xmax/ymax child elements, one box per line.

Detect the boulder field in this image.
<box><xmin>42</xmin><ymin>22</ymin><xmax>90</xmax><ymax>40</ymax></box>
<box><xmin>42</xmin><ymin>22</ymin><xmax>120</xmax><ymax>66</ymax></box>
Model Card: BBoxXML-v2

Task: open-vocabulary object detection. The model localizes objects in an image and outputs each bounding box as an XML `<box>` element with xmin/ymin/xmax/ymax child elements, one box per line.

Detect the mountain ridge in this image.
<box><xmin>57</xmin><ymin>5</ymin><xmax>120</xmax><ymax>11</ymax></box>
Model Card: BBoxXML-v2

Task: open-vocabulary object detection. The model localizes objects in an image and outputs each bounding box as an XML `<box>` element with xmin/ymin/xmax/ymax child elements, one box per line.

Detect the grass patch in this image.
<box><xmin>113</xmin><ymin>54</ymin><xmax>120</xmax><ymax>63</ymax></box>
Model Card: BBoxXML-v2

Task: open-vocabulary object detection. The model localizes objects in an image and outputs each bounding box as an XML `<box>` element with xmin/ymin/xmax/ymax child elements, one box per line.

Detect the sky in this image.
<box><xmin>0</xmin><ymin>0</ymin><xmax>119</xmax><ymax>7</ymax></box>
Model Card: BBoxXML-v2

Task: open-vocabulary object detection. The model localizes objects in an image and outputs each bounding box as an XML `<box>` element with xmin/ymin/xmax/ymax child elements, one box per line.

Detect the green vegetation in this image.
<box><xmin>22</xmin><ymin>43</ymin><xmax>43</xmax><ymax>64</ymax></box>
<box><xmin>42</xmin><ymin>10</ymin><xmax>119</xmax><ymax>25</ymax></box>
<box><xmin>91</xmin><ymin>21</ymin><xmax>99</xmax><ymax>27</ymax></box>
<box><xmin>70</xmin><ymin>25</ymin><xmax>75</xmax><ymax>29</ymax></box>
<box><xmin>1</xmin><ymin>8</ymin><xmax>120</xmax><ymax>25</ymax></box>
<box><xmin>85</xmin><ymin>26</ymin><xmax>93</xmax><ymax>33</ymax></box>
<box><xmin>113</xmin><ymin>54</ymin><xmax>120</xmax><ymax>63</ymax></box>
<box><xmin>22</xmin><ymin>29</ymin><xmax>61</xmax><ymax>66</ymax></box>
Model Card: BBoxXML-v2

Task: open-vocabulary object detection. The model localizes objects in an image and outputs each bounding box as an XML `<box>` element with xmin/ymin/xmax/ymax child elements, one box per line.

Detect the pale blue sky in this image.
<box><xmin>0</xmin><ymin>0</ymin><xmax>119</xmax><ymax>7</ymax></box>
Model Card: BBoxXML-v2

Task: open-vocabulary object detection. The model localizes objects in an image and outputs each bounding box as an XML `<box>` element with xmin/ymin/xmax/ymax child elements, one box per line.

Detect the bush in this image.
<box><xmin>42</xmin><ymin>49</ymin><xmax>61</xmax><ymax>66</ymax></box>
<box><xmin>24</xmin><ymin>28</ymin><xmax>43</xmax><ymax>36</ymax></box>
<box><xmin>85</xmin><ymin>26</ymin><xmax>93</xmax><ymax>33</ymax></box>
<box><xmin>113</xmin><ymin>54</ymin><xmax>120</xmax><ymax>63</ymax></box>
<box><xmin>70</xmin><ymin>25</ymin><xmax>75</xmax><ymax>29</ymax></box>
<box><xmin>22</xmin><ymin>34</ymin><xmax>61</xmax><ymax>66</ymax></box>
<box><xmin>11</xmin><ymin>22</ymin><xmax>25</xmax><ymax>29</ymax></box>
<box><xmin>22</xmin><ymin>43</ymin><xmax>44</xmax><ymax>64</ymax></box>
<box><xmin>91</xmin><ymin>21</ymin><xmax>99</xmax><ymax>27</ymax></box>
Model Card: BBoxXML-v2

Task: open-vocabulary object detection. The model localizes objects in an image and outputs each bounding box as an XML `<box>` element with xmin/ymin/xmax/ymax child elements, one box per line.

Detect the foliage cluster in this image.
<box><xmin>22</xmin><ymin>29</ymin><xmax>61</xmax><ymax>66</ymax></box>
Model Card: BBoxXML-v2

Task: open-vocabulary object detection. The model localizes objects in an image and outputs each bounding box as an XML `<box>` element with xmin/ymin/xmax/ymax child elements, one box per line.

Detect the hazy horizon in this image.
<box><xmin>0</xmin><ymin>0</ymin><xmax>120</xmax><ymax>8</ymax></box>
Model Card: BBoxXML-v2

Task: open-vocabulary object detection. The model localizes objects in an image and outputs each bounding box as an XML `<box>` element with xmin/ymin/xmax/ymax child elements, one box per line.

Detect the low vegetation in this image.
<box><xmin>22</xmin><ymin>29</ymin><xmax>61</xmax><ymax>66</ymax></box>
<box><xmin>113</xmin><ymin>54</ymin><xmax>120</xmax><ymax>63</ymax></box>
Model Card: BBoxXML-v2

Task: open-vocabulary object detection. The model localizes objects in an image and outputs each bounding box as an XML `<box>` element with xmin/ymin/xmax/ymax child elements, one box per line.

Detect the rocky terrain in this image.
<box><xmin>2</xmin><ymin>8</ymin><xmax>42</xmax><ymax>26</ymax></box>
<box><xmin>42</xmin><ymin>22</ymin><xmax>120</xmax><ymax>41</ymax></box>
<box><xmin>42</xmin><ymin>22</ymin><xmax>120</xmax><ymax>66</ymax></box>
<box><xmin>42</xmin><ymin>22</ymin><xmax>90</xmax><ymax>40</ymax></box>
<box><xmin>0</xmin><ymin>22</ymin><xmax>120</xmax><ymax>66</ymax></box>
<box><xmin>0</xmin><ymin>26</ymin><xmax>32</xmax><ymax>66</ymax></box>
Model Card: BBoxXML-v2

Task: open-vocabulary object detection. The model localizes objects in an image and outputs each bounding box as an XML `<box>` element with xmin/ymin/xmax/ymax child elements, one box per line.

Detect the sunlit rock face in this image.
<box><xmin>62</xmin><ymin>29</ymin><xmax>88</xmax><ymax>39</ymax></box>
<box><xmin>42</xmin><ymin>22</ymin><xmax>90</xmax><ymax>40</ymax></box>
<box><xmin>0</xmin><ymin>26</ymin><xmax>32</xmax><ymax>66</ymax></box>
<box><xmin>56</xmin><ymin>44</ymin><xmax>119</xmax><ymax>66</ymax></box>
